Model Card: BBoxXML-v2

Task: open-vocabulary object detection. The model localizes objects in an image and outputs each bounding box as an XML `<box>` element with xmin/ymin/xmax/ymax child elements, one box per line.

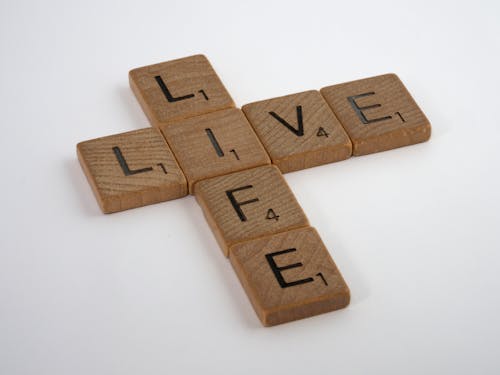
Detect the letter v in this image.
<box><xmin>268</xmin><ymin>106</ymin><xmax>304</xmax><ymax>136</ymax></box>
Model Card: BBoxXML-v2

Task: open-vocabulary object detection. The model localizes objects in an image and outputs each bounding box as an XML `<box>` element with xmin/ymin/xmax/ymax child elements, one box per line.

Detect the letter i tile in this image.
<box><xmin>161</xmin><ymin>108</ymin><xmax>271</xmax><ymax>193</ymax></box>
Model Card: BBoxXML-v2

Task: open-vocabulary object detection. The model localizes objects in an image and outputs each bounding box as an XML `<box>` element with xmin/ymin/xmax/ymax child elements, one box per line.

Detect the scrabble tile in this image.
<box><xmin>129</xmin><ymin>54</ymin><xmax>234</xmax><ymax>127</ymax></box>
<box><xmin>77</xmin><ymin>128</ymin><xmax>187</xmax><ymax>213</ymax></box>
<box><xmin>195</xmin><ymin>165</ymin><xmax>309</xmax><ymax>256</ymax></box>
<box><xmin>242</xmin><ymin>90</ymin><xmax>352</xmax><ymax>173</ymax></box>
<box><xmin>320</xmin><ymin>74</ymin><xmax>431</xmax><ymax>155</ymax></box>
<box><xmin>230</xmin><ymin>227</ymin><xmax>350</xmax><ymax>326</ymax></box>
<box><xmin>161</xmin><ymin>108</ymin><xmax>271</xmax><ymax>193</ymax></box>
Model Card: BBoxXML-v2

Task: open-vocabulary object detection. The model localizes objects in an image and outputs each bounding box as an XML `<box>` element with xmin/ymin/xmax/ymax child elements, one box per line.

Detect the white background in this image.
<box><xmin>1</xmin><ymin>0</ymin><xmax>499</xmax><ymax>374</ymax></box>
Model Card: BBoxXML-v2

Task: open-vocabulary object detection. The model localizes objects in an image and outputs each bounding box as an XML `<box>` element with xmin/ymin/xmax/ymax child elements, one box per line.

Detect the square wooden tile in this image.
<box><xmin>129</xmin><ymin>54</ymin><xmax>234</xmax><ymax>127</ymax></box>
<box><xmin>161</xmin><ymin>108</ymin><xmax>271</xmax><ymax>193</ymax></box>
<box><xmin>77</xmin><ymin>128</ymin><xmax>187</xmax><ymax>213</ymax></box>
<box><xmin>195</xmin><ymin>165</ymin><xmax>309</xmax><ymax>256</ymax></box>
<box><xmin>320</xmin><ymin>74</ymin><xmax>431</xmax><ymax>155</ymax></box>
<box><xmin>242</xmin><ymin>90</ymin><xmax>352</xmax><ymax>173</ymax></box>
<box><xmin>230</xmin><ymin>227</ymin><xmax>350</xmax><ymax>326</ymax></box>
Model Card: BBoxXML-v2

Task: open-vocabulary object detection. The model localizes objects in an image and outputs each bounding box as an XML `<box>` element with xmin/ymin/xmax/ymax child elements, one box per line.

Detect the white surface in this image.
<box><xmin>1</xmin><ymin>0</ymin><xmax>499</xmax><ymax>374</ymax></box>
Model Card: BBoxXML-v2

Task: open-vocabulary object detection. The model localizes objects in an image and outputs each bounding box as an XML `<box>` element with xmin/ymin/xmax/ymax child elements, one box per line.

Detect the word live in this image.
<box><xmin>77</xmin><ymin>54</ymin><xmax>431</xmax><ymax>326</ymax></box>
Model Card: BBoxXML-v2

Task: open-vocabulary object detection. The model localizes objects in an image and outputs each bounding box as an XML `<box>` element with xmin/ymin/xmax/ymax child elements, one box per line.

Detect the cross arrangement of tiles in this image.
<box><xmin>77</xmin><ymin>54</ymin><xmax>431</xmax><ymax>326</ymax></box>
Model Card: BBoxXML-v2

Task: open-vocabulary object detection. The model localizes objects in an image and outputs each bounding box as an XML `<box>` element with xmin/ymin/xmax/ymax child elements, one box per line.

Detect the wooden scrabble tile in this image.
<box><xmin>161</xmin><ymin>108</ymin><xmax>271</xmax><ymax>193</ymax></box>
<box><xmin>242</xmin><ymin>90</ymin><xmax>352</xmax><ymax>173</ymax></box>
<box><xmin>77</xmin><ymin>128</ymin><xmax>187</xmax><ymax>213</ymax></box>
<box><xmin>129</xmin><ymin>54</ymin><xmax>234</xmax><ymax>127</ymax></box>
<box><xmin>230</xmin><ymin>227</ymin><xmax>350</xmax><ymax>326</ymax></box>
<box><xmin>195</xmin><ymin>165</ymin><xmax>309</xmax><ymax>256</ymax></box>
<box><xmin>320</xmin><ymin>74</ymin><xmax>431</xmax><ymax>155</ymax></box>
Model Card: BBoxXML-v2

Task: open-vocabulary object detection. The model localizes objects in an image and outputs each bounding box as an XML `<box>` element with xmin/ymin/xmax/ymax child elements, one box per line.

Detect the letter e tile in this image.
<box><xmin>320</xmin><ymin>74</ymin><xmax>431</xmax><ymax>155</ymax></box>
<box><xmin>230</xmin><ymin>227</ymin><xmax>350</xmax><ymax>326</ymax></box>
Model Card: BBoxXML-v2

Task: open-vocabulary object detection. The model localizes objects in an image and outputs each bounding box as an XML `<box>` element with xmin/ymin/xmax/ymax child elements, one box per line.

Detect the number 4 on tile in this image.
<box><xmin>266</xmin><ymin>208</ymin><xmax>280</xmax><ymax>221</ymax></box>
<box><xmin>316</xmin><ymin>127</ymin><xmax>329</xmax><ymax>137</ymax></box>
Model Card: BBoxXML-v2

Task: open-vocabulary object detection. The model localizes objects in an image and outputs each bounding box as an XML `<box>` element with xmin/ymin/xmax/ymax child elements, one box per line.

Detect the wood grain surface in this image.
<box><xmin>161</xmin><ymin>109</ymin><xmax>271</xmax><ymax>193</ymax></box>
<box><xmin>195</xmin><ymin>165</ymin><xmax>309</xmax><ymax>256</ymax></box>
<box><xmin>320</xmin><ymin>74</ymin><xmax>431</xmax><ymax>155</ymax></box>
<box><xmin>129</xmin><ymin>54</ymin><xmax>234</xmax><ymax>127</ymax></box>
<box><xmin>242</xmin><ymin>90</ymin><xmax>352</xmax><ymax>173</ymax></box>
<box><xmin>230</xmin><ymin>226</ymin><xmax>350</xmax><ymax>326</ymax></box>
<box><xmin>77</xmin><ymin>128</ymin><xmax>187</xmax><ymax>213</ymax></box>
